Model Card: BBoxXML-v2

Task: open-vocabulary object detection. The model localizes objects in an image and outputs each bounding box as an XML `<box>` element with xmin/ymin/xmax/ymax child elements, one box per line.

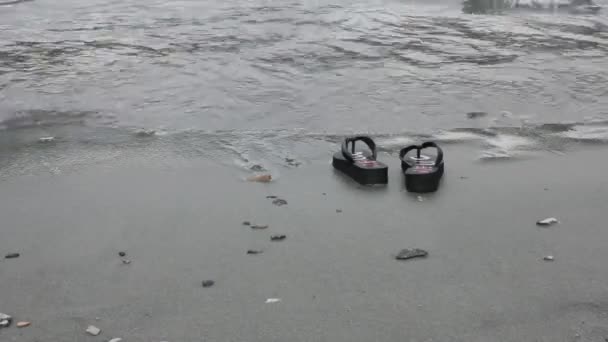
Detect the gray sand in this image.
<box><xmin>1</xmin><ymin>146</ymin><xmax>608</xmax><ymax>341</ymax></box>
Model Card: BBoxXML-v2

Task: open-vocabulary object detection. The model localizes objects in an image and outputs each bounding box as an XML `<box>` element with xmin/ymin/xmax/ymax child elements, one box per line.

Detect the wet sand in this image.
<box><xmin>1</xmin><ymin>145</ymin><xmax>608</xmax><ymax>342</ymax></box>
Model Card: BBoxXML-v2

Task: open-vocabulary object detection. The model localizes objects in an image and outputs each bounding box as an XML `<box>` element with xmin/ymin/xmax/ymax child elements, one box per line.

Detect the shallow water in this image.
<box><xmin>1</xmin><ymin>0</ymin><xmax>608</xmax><ymax>175</ymax></box>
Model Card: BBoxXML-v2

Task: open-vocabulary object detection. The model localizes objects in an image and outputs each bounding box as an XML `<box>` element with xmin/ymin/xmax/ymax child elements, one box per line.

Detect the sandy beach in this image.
<box><xmin>1</xmin><ymin>144</ymin><xmax>608</xmax><ymax>342</ymax></box>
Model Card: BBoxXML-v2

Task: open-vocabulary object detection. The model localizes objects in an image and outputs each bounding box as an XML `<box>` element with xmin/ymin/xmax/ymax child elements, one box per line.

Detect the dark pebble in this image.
<box><xmin>322</xmin><ymin>193</ymin><xmax>327</xmax><ymax>196</ymax></box>
<box><xmin>467</xmin><ymin>111</ymin><xmax>488</xmax><ymax>119</ymax></box>
<box><xmin>247</xmin><ymin>250</ymin><xmax>263</xmax><ymax>255</ymax></box>
<box><xmin>202</xmin><ymin>280</ymin><xmax>215</xmax><ymax>288</ymax></box>
<box><xmin>336</xmin><ymin>209</ymin><xmax>342</xmax><ymax>213</ymax></box>
<box><xmin>266</xmin><ymin>195</ymin><xmax>277</xmax><ymax>199</ymax></box>
<box><xmin>395</xmin><ymin>248</ymin><xmax>428</xmax><ymax>261</ymax></box>
<box><xmin>250</xmin><ymin>164</ymin><xmax>265</xmax><ymax>172</ymax></box>
<box><xmin>251</xmin><ymin>225</ymin><xmax>268</xmax><ymax>230</ymax></box>
<box><xmin>5</xmin><ymin>253</ymin><xmax>20</xmax><ymax>259</ymax></box>
<box><xmin>242</xmin><ymin>221</ymin><xmax>251</xmax><ymax>226</ymax></box>
<box><xmin>272</xmin><ymin>199</ymin><xmax>288</xmax><ymax>206</ymax></box>
<box><xmin>118</xmin><ymin>251</ymin><xmax>127</xmax><ymax>257</ymax></box>
<box><xmin>270</xmin><ymin>235</ymin><xmax>286</xmax><ymax>241</ymax></box>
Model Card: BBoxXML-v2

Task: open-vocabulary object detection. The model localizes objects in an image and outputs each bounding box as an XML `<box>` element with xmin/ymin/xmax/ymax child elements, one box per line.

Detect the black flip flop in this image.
<box><xmin>400</xmin><ymin>141</ymin><xmax>444</xmax><ymax>193</ymax></box>
<box><xmin>332</xmin><ymin>136</ymin><xmax>388</xmax><ymax>185</ymax></box>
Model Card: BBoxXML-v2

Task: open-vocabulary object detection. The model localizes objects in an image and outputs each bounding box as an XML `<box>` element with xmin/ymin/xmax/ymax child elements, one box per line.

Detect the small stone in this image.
<box><xmin>122</xmin><ymin>259</ymin><xmax>131</xmax><ymax>264</ymax></box>
<box><xmin>16</xmin><ymin>321</ymin><xmax>31</xmax><ymax>328</ymax></box>
<box><xmin>543</xmin><ymin>255</ymin><xmax>555</xmax><ymax>261</ymax></box>
<box><xmin>202</xmin><ymin>280</ymin><xmax>215</xmax><ymax>288</ymax></box>
<box><xmin>5</xmin><ymin>253</ymin><xmax>20</xmax><ymax>259</ymax></box>
<box><xmin>537</xmin><ymin>217</ymin><xmax>559</xmax><ymax>226</ymax></box>
<box><xmin>265</xmin><ymin>298</ymin><xmax>281</xmax><ymax>304</ymax></box>
<box><xmin>272</xmin><ymin>198</ymin><xmax>288</xmax><ymax>206</ymax></box>
<box><xmin>336</xmin><ymin>209</ymin><xmax>342</xmax><ymax>213</ymax></box>
<box><xmin>250</xmin><ymin>164</ymin><xmax>265</xmax><ymax>172</ymax></box>
<box><xmin>467</xmin><ymin>111</ymin><xmax>488</xmax><ymax>119</ymax></box>
<box><xmin>86</xmin><ymin>325</ymin><xmax>101</xmax><ymax>336</ymax></box>
<box><xmin>270</xmin><ymin>235</ymin><xmax>286</xmax><ymax>241</ymax></box>
<box><xmin>38</xmin><ymin>136</ymin><xmax>55</xmax><ymax>143</ymax></box>
<box><xmin>251</xmin><ymin>225</ymin><xmax>268</xmax><ymax>230</ymax></box>
<box><xmin>0</xmin><ymin>320</ymin><xmax>10</xmax><ymax>328</ymax></box>
<box><xmin>322</xmin><ymin>193</ymin><xmax>327</xmax><ymax>195</ymax></box>
<box><xmin>247</xmin><ymin>174</ymin><xmax>272</xmax><ymax>183</ymax></box>
<box><xmin>108</xmin><ymin>338</ymin><xmax>123</xmax><ymax>342</ymax></box>
<box><xmin>395</xmin><ymin>248</ymin><xmax>428</xmax><ymax>261</ymax></box>
<box><xmin>266</xmin><ymin>195</ymin><xmax>278</xmax><ymax>199</ymax></box>
<box><xmin>134</xmin><ymin>129</ymin><xmax>156</xmax><ymax>137</ymax></box>
<box><xmin>247</xmin><ymin>250</ymin><xmax>263</xmax><ymax>255</ymax></box>
<box><xmin>242</xmin><ymin>221</ymin><xmax>251</xmax><ymax>226</ymax></box>
<box><xmin>118</xmin><ymin>251</ymin><xmax>126</xmax><ymax>257</ymax></box>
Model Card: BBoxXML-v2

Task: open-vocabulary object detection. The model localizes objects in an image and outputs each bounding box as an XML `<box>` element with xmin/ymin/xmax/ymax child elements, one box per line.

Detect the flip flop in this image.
<box><xmin>332</xmin><ymin>136</ymin><xmax>388</xmax><ymax>185</ymax></box>
<box><xmin>400</xmin><ymin>141</ymin><xmax>444</xmax><ymax>193</ymax></box>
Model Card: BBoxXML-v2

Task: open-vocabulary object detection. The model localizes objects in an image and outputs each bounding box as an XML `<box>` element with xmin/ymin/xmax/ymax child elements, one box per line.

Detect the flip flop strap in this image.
<box><xmin>341</xmin><ymin>136</ymin><xmax>377</xmax><ymax>162</ymax></box>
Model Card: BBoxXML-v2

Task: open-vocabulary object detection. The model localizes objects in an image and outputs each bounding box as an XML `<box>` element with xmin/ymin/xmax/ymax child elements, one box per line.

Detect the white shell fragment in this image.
<box><xmin>265</xmin><ymin>298</ymin><xmax>281</xmax><ymax>304</ymax></box>
<box><xmin>536</xmin><ymin>217</ymin><xmax>559</xmax><ymax>226</ymax></box>
<box><xmin>86</xmin><ymin>325</ymin><xmax>101</xmax><ymax>336</ymax></box>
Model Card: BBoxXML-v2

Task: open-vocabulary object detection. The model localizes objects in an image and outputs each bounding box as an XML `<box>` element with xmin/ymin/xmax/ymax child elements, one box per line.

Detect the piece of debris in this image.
<box><xmin>38</xmin><ymin>136</ymin><xmax>55</xmax><ymax>143</ymax></box>
<box><xmin>250</xmin><ymin>164</ymin><xmax>265</xmax><ymax>172</ymax></box>
<box><xmin>247</xmin><ymin>174</ymin><xmax>272</xmax><ymax>183</ymax></box>
<box><xmin>537</xmin><ymin>217</ymin><xmax>559</xmax><ymax>226</ymax></box>
<box><xmin>265</xmin><ymin>298</ymin><xmax>281</xmax><ymax>304</ymax></box>
<box><xmin>247</xmin><ymin>250</ymin><xmax>263</xmax><ymax>255</ymax></box>
<box><xmin>134</xmin><ymin>129</ymin><xmax>156</xmax><ymax>137</ymax></box>
<box><xmin>202</xmin><ymin>280</ymin><xmax>215</xmax><ymax>288</ymax></box>
<box><xmin>0</xmin><ymin>313</ymin><xmax>12</xmax><ymax>328</ymax></box>
<box><xmin>336</xmin><ymin>209</ymin><xmax>342</xmax><ymax>213</ymax></box>
<box><xmin>118</xmin><ymin>251</ymin><xmax>127</xmax><ymax>257</ymax></box>
<box><xmin>16</xmin><ymin>321</ymin><xmax>31</xmax><ymax>328</ymax></box>
<box><xmin>5</xmin><ymin>253</ymin><xmax>20</xmax><ymax>259</ymax></box>
<box><xmin>251</xmin><ymin>225</ymin><xmax>268</xmax><ymax>230</ymax></box>
<box><xmin>122</xmin><ymin>259</ymin><xmax>131</xmax><ymax>265</ymax></box>
<box><xmin>285</xmin><ymin>158</ymin><xmax>301</xmax><ymax>167</ymax></box>
<box><xmin>108</xmin><ymin>338</ymin><xmax>123</xmax><ymax>342</ymax></box>
<box><xmin>270</xmin><ymin>235</ymin><xmax>286</xmax><ymax>241</ymax></box>
<box><xmin>543</xmin><ymin>255</ymin><xmax>555</xmax><ymax>261</ymax></box>
<box><xmin>417</xmin><ymin>196</ymin><xmax>424</xmax><ymax>202</ymax></box>
<box><xmin>242</xmin><ymin>221</ymin><xmax>251</xmax><ymax>226</ymax></box>
<box><xmin>466</xmin><ymin>111</ymin><xmax>488</xmax><ymax>119</ymax></box>
<box><xmin>272</xmin><ymin>198</ymin><xmax>288</xmax><ymax>206</ymax></box>
<box><xmin>266</xmin><ymin>195</ymin><xmax>278</xmax><ymax>199</ymax></box>
<box><xmin>395</xmin><ymin>248</ymin><xmax>428</xmax><ymax>261</ymax></box>
<box><xmin>86</xmin><ymin>325</ymin><xmax>101</xmax><ymax>336</ymax></box>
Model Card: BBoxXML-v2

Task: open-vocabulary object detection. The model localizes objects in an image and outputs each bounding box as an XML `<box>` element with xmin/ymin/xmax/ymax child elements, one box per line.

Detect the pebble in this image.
<box><xmin>336</xmin><ymin>209</ymin><xmax>342</xmax><ymax>213</ymax></box>
<box><xmin>266</xmin><ymin>195</ymin><xmax>277</xmax><ymax>199</ymax></box>
<box><xmin>537</xmin><ymin>217</ymin><xmax>559</xmax><ymax>226</ymax></box>
<box><xmin>86</xmin><ymin>325</ymin><xmax>101</xmax><ymax>336</ymax></box>
<box><xmin>38</xmin><ymin>136</ymin><xmax>55</xmax><ymax>143</ymax></box>
<box><xmin>270</xmin><ymin>235</ymin><xmax>286</xmax><ymax>241</ymax></box>
<box><xmin>108</xmin><ymin>338</ymin><xmax>123</xmax><ymax>342</ymax></box>
<box><xmin>0</xmin><ymin>313</ymin><xmax>12</xmax><ymax>328</ymax></box>
<box><xmin>247</xmin><ymin>250</ymin><xmax>263</xmax><ymax>255</ymax></box>
<box><xmin>395</xmin><ymin>248</ymin><xmax>428</xmax><ymax>261</ymax></box>
<box><xmin>466</xmin><ymin>111</ymin><xmax>488</xmax><ymax>119</ymax></box>
<box><xmin>272</xmin><ymin>199</ymin><xmax>288</xmax><ymax>206</ymax></box>
<box><xmin>5</xmin><ymin>253</ymin><xmax>20</xmax><ymax>259</ymax></box>
<box><xmin>118</xmin><ymin>251</ymin><xmax>127</xmax><ymax>257</ymax></box>
<box><xmin>122</xmin><ymin>259</ymin><xmax>131</xmax><ymax>265</ymax></box>
<box><xmin>251</xmin><ymin>225</ymin><xmax>268</xmax><ymax>230</ymax></box>
<box><xmin>202</xmin><ymin>280</ymin><xmax>215</xmax><ymax>288</ymax></box>
<box><xmin>242</xmin><ymin>221</ymin><xmax>251</xmax><ymax>226</ymax></box>
<box><xmin>265</xmin><ymin>298</ymin><xmax>281</xmax><ymax>304</ymax></box>
<box><xmin>543</xmin><ymin>255</ymin><xmax>555</xmax><ymax>261</ymax></box>
<box><xmin>16</xmin><ymin>321</ymin><xmax>31</xmax><ymax>328</ymax></box>
<box><xmin>247</xmin><ymin>174</ymin><xmax>272</xmax><ymax>183</ymax></box>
